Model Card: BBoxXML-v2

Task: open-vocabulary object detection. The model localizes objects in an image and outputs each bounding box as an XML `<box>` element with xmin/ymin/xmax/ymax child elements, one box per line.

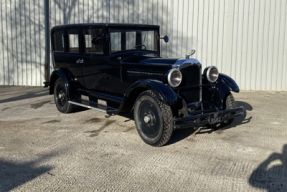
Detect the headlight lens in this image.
<box><xmin>168</xmin><ymin>69</ymin><xmax>182</xmax><ymax>87</ymax></box>
<box><xmin>206</xmin><ymin>66</ymin><xmax>219</xmax><ymax>83</ymax></box>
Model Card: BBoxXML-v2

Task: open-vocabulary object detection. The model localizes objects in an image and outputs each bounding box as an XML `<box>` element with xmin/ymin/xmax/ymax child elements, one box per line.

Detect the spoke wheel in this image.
<box><xmin>134</xmin><ymin>90</ymin><xmax>173</xmax><ymax>146</ymax></box>
<box><xmin>208</xmin><ymin>93</ymin><xmax>236</xmax><ymax>130</ymax></box>
<box><xmin>54</xmin><ymin>77</ymin><xmax>74</xmax><ymax>113</ymax></box>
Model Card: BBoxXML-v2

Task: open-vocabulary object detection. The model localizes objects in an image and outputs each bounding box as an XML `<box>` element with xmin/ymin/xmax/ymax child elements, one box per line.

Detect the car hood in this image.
<box><xmin>122</xmin><ymin>55</ymin><xmax>200</xmax><ymax>68</ymax></box>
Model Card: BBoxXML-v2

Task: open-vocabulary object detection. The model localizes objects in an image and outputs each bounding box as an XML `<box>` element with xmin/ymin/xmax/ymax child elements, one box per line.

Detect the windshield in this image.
<box><xmin>110</xmin><ymin>29</ymin><xmax>158</xmax><ymax>53</ymax></box>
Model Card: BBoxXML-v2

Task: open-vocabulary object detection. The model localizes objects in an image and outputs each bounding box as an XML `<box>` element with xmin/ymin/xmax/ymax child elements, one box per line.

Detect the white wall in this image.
<box><xmin>0</xmin><ymin>0</ymin><xmax>286</xmax><ymax>91</ymax></box>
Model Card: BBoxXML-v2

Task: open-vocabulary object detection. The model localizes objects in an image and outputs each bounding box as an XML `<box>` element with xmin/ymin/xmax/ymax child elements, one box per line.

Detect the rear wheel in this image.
<box><xmin>54</xmin><ymin>77</ymin><xmax>74</xmax><ymax>113</ymax></box>
<box><xmin>134</xmin><ymin>90</ymin><xmax>173</xmax><ymax>147</ymax></box>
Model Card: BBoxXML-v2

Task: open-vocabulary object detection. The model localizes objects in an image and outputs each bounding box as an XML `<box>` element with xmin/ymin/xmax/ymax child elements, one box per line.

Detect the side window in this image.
<box><xmin>110</xmin><ymin>32</ymin><xmax>121</xmax><ymax>53</ymax></box>
<box><xmin>84</xmin><ymin>28</ymin><xmax>103</xmax><ymax>54</ymax></box>
<box><xmin>126</xmin><ymin>32</ymin><xmax>136</xmax><ymax>49</ymax></box>
<box><xmin>53</xmin><ymin>31</ymin><xmax>65</xmax><ymax>52</ymax></box>
<box><xmin>67</xmin><ymin>29</ymin><xmax>79</xmax><ymax>53</ymax></box>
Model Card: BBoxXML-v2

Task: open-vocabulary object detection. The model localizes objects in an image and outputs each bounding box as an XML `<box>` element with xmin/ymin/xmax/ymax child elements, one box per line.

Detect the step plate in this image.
<box><xmin>68</xmin><ymin>99</ymin><xmax>116</xmax><ymax>113</ymax></box>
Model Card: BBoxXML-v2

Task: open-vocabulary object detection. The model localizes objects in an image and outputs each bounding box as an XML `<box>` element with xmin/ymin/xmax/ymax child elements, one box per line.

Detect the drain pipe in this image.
<box><xmin>44</xmin><ymin>0</ymin><xmax>50</xmax><ymax>87</ymax></box>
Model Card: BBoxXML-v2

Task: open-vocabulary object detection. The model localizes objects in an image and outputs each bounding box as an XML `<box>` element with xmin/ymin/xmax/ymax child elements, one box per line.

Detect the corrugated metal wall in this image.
<box><xmin>0</xmin><ymin>0</ymin><xmax>286</xmax><ymax>91</ymax></box>
<box><xmin>0</xmin><ymin>0</ymin><xmax>46</xmax><ymax>86</ymax></box>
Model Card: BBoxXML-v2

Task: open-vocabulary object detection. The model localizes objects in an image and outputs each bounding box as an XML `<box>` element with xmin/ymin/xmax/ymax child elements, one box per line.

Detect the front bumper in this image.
<box><xmin>174</xmin><ymin>106</ymin><xmax>244</xmax><ymax>129</ymax></box>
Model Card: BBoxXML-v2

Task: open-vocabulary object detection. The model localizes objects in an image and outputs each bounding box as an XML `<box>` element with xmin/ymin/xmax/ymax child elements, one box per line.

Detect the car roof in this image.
<box><xmin>51</xmin><ymin>23</ymin><xmax>160</xmax><ymax>30</ymax></box>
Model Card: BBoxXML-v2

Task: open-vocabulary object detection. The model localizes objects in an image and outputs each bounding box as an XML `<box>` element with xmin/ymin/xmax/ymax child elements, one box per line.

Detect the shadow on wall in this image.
<box><xmin>0</xmin><ymin>152</ymin><xmax>57</xmax><ymax>191</ymax></box>
<box><xmin>249</xmin><ymin>144</ymin><xmax>287</xmax><ymax>192</ymax></box>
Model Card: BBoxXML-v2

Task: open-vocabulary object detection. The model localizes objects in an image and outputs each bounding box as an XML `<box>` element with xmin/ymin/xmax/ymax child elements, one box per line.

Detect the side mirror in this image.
<box><xmin>160</xmin><ymin>35</ymin><xmax>169</xmax><ymax>43</ymax></box>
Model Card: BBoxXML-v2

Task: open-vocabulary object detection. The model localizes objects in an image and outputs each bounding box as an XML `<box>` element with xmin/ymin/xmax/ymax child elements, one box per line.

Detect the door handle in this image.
<box><xmin>76</xmin><ymin>59</ymin><xmax>84</xmax><ymax>63</ymax></box>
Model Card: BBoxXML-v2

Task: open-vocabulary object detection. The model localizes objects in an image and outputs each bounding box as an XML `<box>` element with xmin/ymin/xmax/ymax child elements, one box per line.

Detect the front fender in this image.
<box><xmin>49</xmin><ymin>69</ymin><xmax>72</xmax><ymax>99</ymax></box>
<box><xmin>118</xmin><ymin>80</ymin><xmax>179</xmax><ymax>113</ymax></box>
<box><xmin>217</xmin><ymin>73</ymin><xmax>239</xmax><ymax>99</ymax></box>
<box><xmin>129</xmin><ymin>80</ymin><xmax>178</xmax><ymax>104</ymax></box>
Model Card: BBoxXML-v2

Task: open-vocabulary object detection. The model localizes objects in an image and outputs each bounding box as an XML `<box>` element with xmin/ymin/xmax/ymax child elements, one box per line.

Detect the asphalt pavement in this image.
<box><xmin>0</xmin><ymin>86</ymin><xmax>286</xmax><ymax>192</ymax></box>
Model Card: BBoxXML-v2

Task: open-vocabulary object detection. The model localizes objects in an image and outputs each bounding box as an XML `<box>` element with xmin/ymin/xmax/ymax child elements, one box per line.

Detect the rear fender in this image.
<box><xmin>49</xmin><ymin>69</ymin><xmax>72</xmax><ymax>99</ymax></box>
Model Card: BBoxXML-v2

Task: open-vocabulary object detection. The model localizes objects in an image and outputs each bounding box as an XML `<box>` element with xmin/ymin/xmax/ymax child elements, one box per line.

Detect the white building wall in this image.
<box><xmin>0</xmin><ymin>0</ymin><xmax>286</xmax><ymax>91</ymax></box>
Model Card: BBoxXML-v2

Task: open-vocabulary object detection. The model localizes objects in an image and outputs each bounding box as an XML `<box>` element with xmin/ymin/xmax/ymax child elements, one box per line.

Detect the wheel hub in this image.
<box><xmin>58</xmin><ymin>91</ymin><xmax>65</xmax><ymax>100</ymax></box>
<box><xmin>144</xmin><ymin>115</ymin><xmax>151</xmax><ymax>123</ymax></box>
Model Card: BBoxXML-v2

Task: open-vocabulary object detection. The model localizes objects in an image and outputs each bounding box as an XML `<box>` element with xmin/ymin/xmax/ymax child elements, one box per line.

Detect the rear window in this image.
<box><xmin>67</xmin><ymin>29</ymin><xmax>79</xmax><ymax>53</ymax></box>
<box><xmin>53</xmin><ymin>31</ymin><xmax>65</xmax><ymax>52</ymax></box>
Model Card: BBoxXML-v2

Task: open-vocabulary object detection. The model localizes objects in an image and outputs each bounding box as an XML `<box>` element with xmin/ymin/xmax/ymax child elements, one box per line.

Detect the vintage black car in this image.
<box><xmin>48</xmin><ymin>23</ymin><xmax>243</xmax><ymax>146</ymax></box>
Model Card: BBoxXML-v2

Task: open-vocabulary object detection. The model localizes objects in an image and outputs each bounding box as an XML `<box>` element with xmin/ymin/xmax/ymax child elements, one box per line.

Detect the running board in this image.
<box><xmin>68</xmin><ymin>99</ymin><xmax>117</xmax><ymax>113</ymax></box>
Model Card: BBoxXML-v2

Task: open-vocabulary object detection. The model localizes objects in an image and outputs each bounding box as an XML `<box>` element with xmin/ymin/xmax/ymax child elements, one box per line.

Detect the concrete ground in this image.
<box><xmin>0</xmin><ymin>86</ymin><xmax>286</xmax><ymax>192</ymax></box>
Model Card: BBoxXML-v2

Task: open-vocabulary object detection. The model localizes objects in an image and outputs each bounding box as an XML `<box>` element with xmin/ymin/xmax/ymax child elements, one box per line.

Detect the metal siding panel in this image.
<box><xmin>182</xmin><ymin>0</ymin><xmax>188</xmax><ymax>58</ymax></box>
<box><xmin>31</xmin><ymin>0</ymin><xmax>36</xmax><ymax>86</ymax></box>
<box><xmin>165</xmin><ymin>0</ymin><xmax>171</xmax><ymax>57</ymax></box>
<box><xmin>211</xmin><ymin>0</ymin><xmax>219</xmax><ymax>65</ymax></box>
<box><xmin>267</xmin><ymin>0</ymin><xmax>276</xmax><ymax>91</ymax></box>
<box><xmin>283</xmin><ymin>1</ymin><xmax>287</xmax><ymax>91</ymax></box>
<box><xmin>177</xmin><ymin>0</ymin><xmax>184</xmax><ymax>57</ymax></box>
<box><xmin>0</xmin><ymin>1</ymin><xmax>4</xmax><ymax>85</ymax></box>
<box><xmin>201</xmin><ymin>0</ymin><xmax>209</xmax><ymax>67</ymax></box>
<box><xmin>272</xmin><ymin>0</ymin><xmax>282</xmax><ymax>91</ymax></box>
<box><xmin>40</xmin><ymin>0</ymin><xmax>46</xmax><ymax>85</ymax></box>
<box><xmin>12</xmin><ymin>0</ymin><xmax>17</xmax><ymax>85</ymax></box>
<box><xmin>197</xmin><ymin>0</ymin><xmax>204</xmax><ymax>62</ymax></box>
<box><xmin>206</xmin><ymin>0</ymin><xmax>214</xmax><ymax>67</ymax></box>
<box><xmin>34</xmin><ymin>0</ymin><xmax>39</xmax><ymax>86</ymax></box>
<box><xmin>245</xmin><ymin>0</ymin><xmax>255</xmax><ymax>90</ymax></box>
<box><xmin>83</xmin><ymin>0</ymin><xmax>88</xmax><ymax>23</ymax></box>
<box><xmin>191</xmin><ymin>0</ymin><xmax>199</xmax><ymax>59</ymax></box>
<box><xmin>239</xmin><ymin>0</ymin><xmax>249</xmax><ymax>90</ymax></box>
<box><xmin>279</xmin><ymin>0</ymin><xmax>287</xmax><ymax>91</ymax></box>
<box><xmin>250</xmin><ymin>0</ymin><xmax>260</xmax><ymax>90</ymax></box>
<box><xmin>261</xmin><ymin>0</ymin><xmax>269</xmax><ymax>91</ymax></box>
<box><xmin>186</xmin><ymin>0</ymin><xmax>193</xmax><ymax>57</ymax></box>
<box><xmin>3</xmin><ymin>0</ymin><xmax>9</xmax><ymax>85</ymax></box>
<box><xmin>128</xmin><ymin>0</ymin><xmax>134</xmax><ymax>23</ymax></box>
<box><xmin>231</xmin><ymin>0</ymin><xmax>239</xmax><ymax>80</ymax></box>
<box><xmin>172</xmin><ymin>0</ymin><xmax>179</xmax><ymax>58</ymax></box>
<box><xmin>9</xmin><ymin>0</ymin><xmax>15</xmax><ymax>85</ymax></box>
<box><xmin>19</xmin><ymin>1</ymin><xmax>24</xmax><ymax>86</ymax></box>
<box><xmin>217</xmin><ymin>0</ymin><xmax>225</xmax><ymax>71</ymax></box>
<box><xmin>222</xmin><ymin>0</ymin><xmax>234</xmax><ymax>78</ymax></box>
<box><xmin>255</xmin><ymin>0</ymin><xmax>265</xmax><ymax>90</ymax></box>
<box><xmin>102</xmin><ymin>0</ymin><xmax>107</xmax><ymax>23</ymax></box>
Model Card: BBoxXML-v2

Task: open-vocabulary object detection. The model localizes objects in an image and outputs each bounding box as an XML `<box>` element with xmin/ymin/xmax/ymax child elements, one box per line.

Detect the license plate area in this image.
<box><xmin>208</xmin><ymin>112</ymin><xmax>223</xmax><ymax>124</ymax></box>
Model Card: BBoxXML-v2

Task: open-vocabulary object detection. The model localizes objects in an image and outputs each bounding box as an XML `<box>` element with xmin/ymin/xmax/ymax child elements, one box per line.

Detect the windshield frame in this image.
<box><xmin>108</xmin><ymin>27</ymin><xmax>160</xmax><ymax>56</ymax></box>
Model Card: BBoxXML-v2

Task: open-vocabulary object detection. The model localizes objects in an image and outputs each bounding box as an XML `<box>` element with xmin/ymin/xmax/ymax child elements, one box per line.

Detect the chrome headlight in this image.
<box><xmin>167</xmin><ymin>69</ymin><xmax>182</xmax><ymax>87</ymax></box>
<box><xmin>205</xmin><ymin>66</ymin><xmax>219</xmax><ymax>83</ymax></box>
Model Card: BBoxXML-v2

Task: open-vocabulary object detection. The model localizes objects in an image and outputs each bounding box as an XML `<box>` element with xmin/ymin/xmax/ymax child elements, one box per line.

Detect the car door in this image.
<box><xmin>65</xmin><ymin>28</ymin><xmax>85</xmax><ymax>88</ymax></box>
<box><xmin>81</xmin><ymin>28</ymin><xmax>110</xmax><ymax>93</ymax></box>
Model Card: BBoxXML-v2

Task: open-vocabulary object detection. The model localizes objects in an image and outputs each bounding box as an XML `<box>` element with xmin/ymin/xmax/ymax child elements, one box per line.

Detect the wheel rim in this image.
<box><xmin>138</xmin><ymin>100</ymin><xmax>160</xmax><ymax>138</ymax></box>
<box><xmin>56</xmin><ymin>83</ymin><xmax>66</xmax><ymax>108</ymax></box>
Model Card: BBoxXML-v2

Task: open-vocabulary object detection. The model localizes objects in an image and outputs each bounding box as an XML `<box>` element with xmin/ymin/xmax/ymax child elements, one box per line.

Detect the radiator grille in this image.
<box><xmin>179</xmin><ymin>65</ymin><xmax>201</xmax><ymax>103</ymax></box>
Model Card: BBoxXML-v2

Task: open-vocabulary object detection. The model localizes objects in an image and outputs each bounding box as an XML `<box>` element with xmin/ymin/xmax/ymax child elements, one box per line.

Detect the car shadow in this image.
<box><xmin>249</xmin><ymin>144</ymin><xmax>287</xmax><ymax>191</ymax></box>
<box><xmin>0</xmin><ymin>151</ymin><xmax>58</xmax><ymax>191</ymax></box>
<box><xmin>166</xmin><ymin>101</ymin><xmax>253</xmax><ymax>145</ymax></box>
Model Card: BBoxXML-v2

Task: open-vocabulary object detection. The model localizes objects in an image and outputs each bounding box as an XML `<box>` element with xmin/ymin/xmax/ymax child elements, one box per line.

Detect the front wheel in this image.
<box><xmin>134</xmin><ymin>90</ymin><xmax>174</xmax><ymax>147</ymax></box>
<box><xmin>209</xmin><ymin>93</ymin><xmax>236</xmax><ymax>130</ymax></box>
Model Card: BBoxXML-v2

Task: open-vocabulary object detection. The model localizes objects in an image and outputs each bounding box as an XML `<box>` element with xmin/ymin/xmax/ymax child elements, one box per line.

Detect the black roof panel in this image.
<box><xmin>51</xmin><ymin>23</ymin><xmax>160</xmax><ymax>30</ymax></box>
